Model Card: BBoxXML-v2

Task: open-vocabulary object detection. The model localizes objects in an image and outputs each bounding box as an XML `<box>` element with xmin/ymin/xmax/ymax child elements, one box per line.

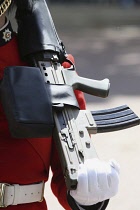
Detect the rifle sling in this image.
<box><xmin>50</xmin><ymin>84</ymin><xmax>79</xmax><ymax>108</ymax></box>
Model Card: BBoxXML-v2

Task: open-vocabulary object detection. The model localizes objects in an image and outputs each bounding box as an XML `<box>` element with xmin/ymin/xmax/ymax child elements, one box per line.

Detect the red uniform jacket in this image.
<box><xmin>0</xmin><ymin>30</ymin><xmax>86</xmax><ymax>209</ymax></box>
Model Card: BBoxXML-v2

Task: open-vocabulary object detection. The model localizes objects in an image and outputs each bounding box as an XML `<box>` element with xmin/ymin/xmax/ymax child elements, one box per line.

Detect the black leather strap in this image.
<box><xmin>67</xmin><ymin>191</ymin><xmax>109</xmax><ymax>210</ymax></box>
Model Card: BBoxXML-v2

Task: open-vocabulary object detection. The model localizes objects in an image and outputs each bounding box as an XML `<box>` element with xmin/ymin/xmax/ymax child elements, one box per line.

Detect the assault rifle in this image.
<box><xmin>15</xmin><ymin>0</ymin><xmax>140</xmax><ymax>190</ymax></box>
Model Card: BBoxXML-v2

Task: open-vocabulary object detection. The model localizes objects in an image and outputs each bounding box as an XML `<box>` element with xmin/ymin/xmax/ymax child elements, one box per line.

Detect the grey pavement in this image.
<box><xmin>43</xmin><ymin>5</ymin><xmax>140</xmax><ymax>210</ymax></box>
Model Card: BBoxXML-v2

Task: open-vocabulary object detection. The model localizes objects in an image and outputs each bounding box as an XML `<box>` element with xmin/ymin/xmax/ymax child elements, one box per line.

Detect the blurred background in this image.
<box><xmin>49</xmin><ymin>0</ymin><xmax>140</xmax><ymax>7</ymax></box>
<box><xmin>50</xmin><ymin>0</ymin><xmax>137</xmax><ymax>3</ymax></box>
<box><xmin>42</xmin><ymin>1</ymin><xmax>140</xmax><ymax>210</ymax></box>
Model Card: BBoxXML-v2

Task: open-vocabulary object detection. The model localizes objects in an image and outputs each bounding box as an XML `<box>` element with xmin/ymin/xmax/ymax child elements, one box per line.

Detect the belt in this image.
<box><xmin>0</xmin><ymin>181</ymin><xmax>45</xmax><ymax>208</ymax></box>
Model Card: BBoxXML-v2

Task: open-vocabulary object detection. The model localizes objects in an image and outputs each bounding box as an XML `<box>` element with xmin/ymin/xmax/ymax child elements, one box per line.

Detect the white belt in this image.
<box><xmin>0</xmin><ymin>181</ymin><xmax>45</xmax><ymax>208</ymax></box>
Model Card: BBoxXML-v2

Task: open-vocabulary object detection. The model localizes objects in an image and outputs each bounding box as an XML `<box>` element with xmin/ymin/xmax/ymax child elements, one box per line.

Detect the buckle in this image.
<box><xmin>0</xmin><ymin>183</ymin><xmax>10</xmax><ymax>208</ymax></box>
<box><xmin>39</xmin><ymin>181</ymin><xmax>45</xmax><ymax>203</ymax></box>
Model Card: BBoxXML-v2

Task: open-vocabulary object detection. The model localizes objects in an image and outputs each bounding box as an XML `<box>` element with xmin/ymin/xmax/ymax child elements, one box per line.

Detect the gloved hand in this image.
<box><xmin>70</xmin><ymin>158</ymin><xmax>120</xmax><ymax>206</ymax></box>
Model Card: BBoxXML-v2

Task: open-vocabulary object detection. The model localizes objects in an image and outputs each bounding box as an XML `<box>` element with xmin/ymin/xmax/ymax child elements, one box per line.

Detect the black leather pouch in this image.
<box><xmin>0</xmin><ymin>66</ymin><xmax>54</xmax><ymax>138</ymax></box>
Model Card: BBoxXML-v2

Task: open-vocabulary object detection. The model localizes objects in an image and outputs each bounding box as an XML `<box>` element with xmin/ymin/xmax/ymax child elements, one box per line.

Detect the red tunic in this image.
<box><xmin>0</xmin><ymin>34</ymin><xmax>86</xmax><ymax>210</ymax></box>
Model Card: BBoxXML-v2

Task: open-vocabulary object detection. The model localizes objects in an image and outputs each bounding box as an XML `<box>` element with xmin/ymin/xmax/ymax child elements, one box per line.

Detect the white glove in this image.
<box><xmin>70</xmin><ymin>158</ymin><xmax>120</xmax><ymax>206</ymax></box>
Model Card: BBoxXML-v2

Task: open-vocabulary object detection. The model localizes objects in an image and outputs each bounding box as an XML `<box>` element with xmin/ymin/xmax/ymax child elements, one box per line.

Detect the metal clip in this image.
<box><xmin>39</xmin><ymin>181</ymin><xmax>45</xmax><ymax>203</ymax></box>
<box><xmin>0</xmin><ymin>183</ymin><xmax>10</xmax><ymax>208</ymax></box>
